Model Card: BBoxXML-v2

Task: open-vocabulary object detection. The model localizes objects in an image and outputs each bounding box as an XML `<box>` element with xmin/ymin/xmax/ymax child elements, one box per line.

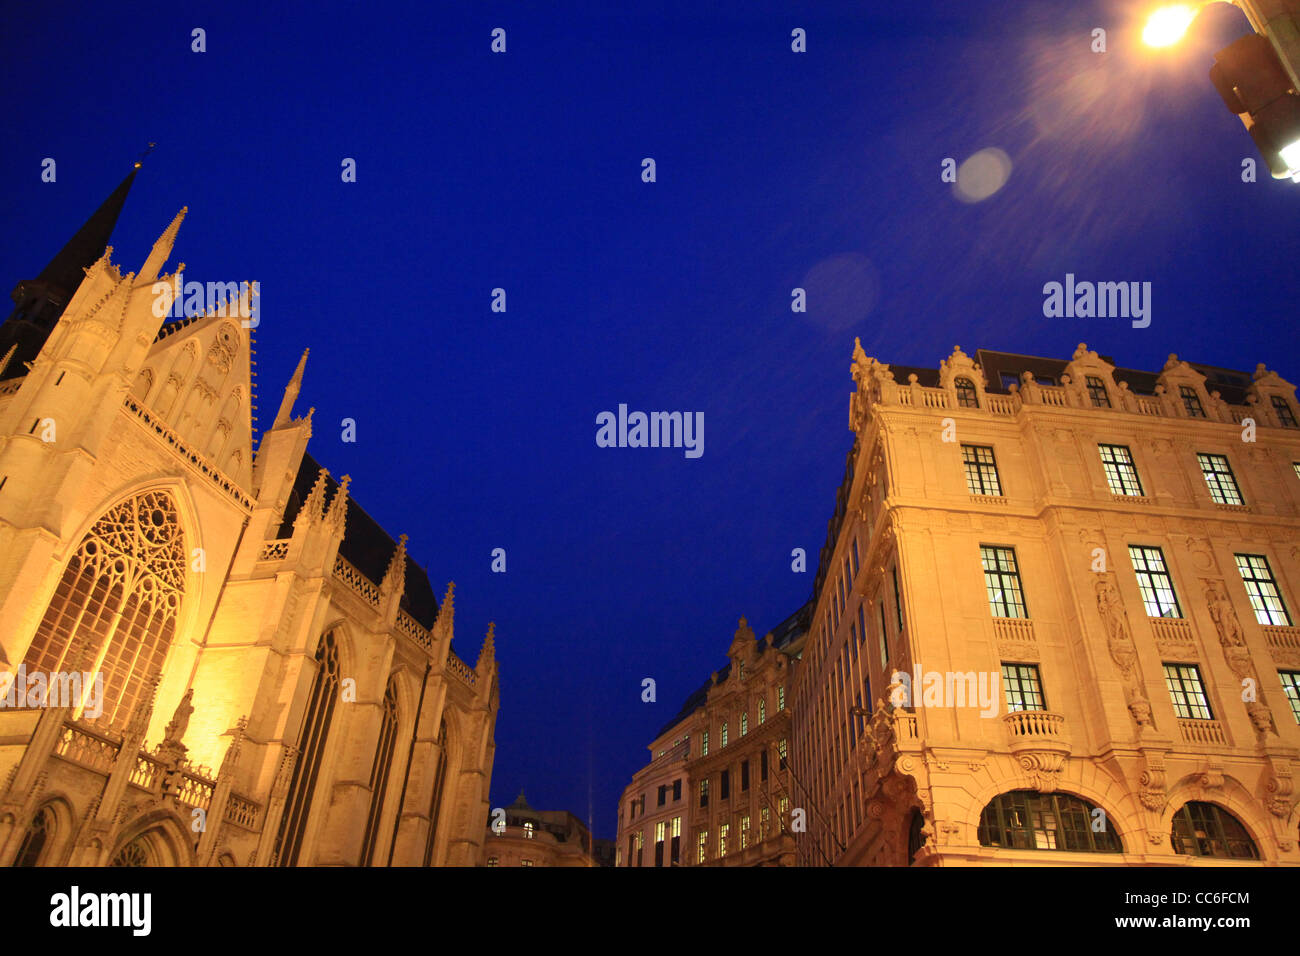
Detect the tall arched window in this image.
<box><xmin>360</xmin><ymin>676</ymin><xmax>400</xmax><ymax>865</ymax></box>
<box><xmin>1171</xmin><ymin>802</ymin><xmax>1259</xmax><ymax>859</ymax></box>
<box><xmin>12</xmin><ymin>806</ymin><xmax>53</xmax><ymax>867</ymax></box>
<box><xmin>955</xmin><ymin>377</ymin><xmax>979</xmax><ymax>408</ymax></box>
<box><xmin>22</xmin><ymin>490</ymin><xmax>185</xmax><ymax>726</ymax></box>
<box><xmin>978</xmin><ymin>790</ymin><xmax>1121</xmax><ymax>853</ymax></box>
<box><xmin>422</xmin><ymin>719</ymin><xmax>450</xmax><ymax>866</ymax></box>
<box><xmin>274</xmin><ymin>631</ymin><xmax>340</xmax><ymax>867</ymax></box>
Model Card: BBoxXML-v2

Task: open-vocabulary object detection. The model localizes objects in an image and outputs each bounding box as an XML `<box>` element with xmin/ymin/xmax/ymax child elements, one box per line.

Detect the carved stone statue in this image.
<box><xmin>164</xmin><ymin>688</ymin><xmax>194</xmax><ymax>746</ymax></box>
<box><xmin>1095</xmin><ymin>576</ymin><xmax>1136</xmax><ymax>677</ymax></box>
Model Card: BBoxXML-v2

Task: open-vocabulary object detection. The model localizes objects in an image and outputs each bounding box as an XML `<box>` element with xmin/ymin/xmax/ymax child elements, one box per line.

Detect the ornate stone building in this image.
<box><xmin>481</xmin><ymin>791</ymin><xmax>601</xmax><ymax>867</ymax></box>
<box><xmin>617</xmin><ymin>609</ymin><xmax>806</xmax><ymax>866</ymax></box>
<box><xmin>0</xmin><ymin>168</ymin><xmax>499</xmax><ymax>867</ymax></box>
<box><xmin>791</xmin><ymin>341</ymin><xmax>1300</xmax><ymax>866</ymax></box>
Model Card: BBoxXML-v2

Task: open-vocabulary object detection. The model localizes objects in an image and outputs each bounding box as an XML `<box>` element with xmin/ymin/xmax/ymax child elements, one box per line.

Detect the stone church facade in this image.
<box><xmin>0</xmin><ymin>168</ymin><xmax>499</xmax><ymax>867</ymax></box>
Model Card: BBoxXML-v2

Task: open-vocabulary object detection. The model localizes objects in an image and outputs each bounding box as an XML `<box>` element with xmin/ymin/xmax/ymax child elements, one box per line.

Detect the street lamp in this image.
<box><xmin>1142</xmin><ymin>1</ymin><xmax>1300</xmax><ymax>180</ymax></box>
<box><xmin>1143</xmin><ymin>4</ymin><xmax>1199</xmax><ymax>46</ymax></box>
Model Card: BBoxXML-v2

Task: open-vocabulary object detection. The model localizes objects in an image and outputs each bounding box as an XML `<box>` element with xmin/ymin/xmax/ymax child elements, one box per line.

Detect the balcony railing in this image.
<box><xmin>992</xmin><ymin>617</ymin><xmax>1036</xmax><ymax>644</ymax></box>
<box><xmin>1263</xmin><ymin>625</ymin><xmax>1300</xmax><ymax>652</ymax></box>
<box><xmin>866</xmin><ymin>378</ymin><xmax>1265</xmax><ymax>427</ymax></box>
<box><xmin>1003</xmin><ymin>710</ymin><xmax>1065</xmax><ymax>739</ymax></box>
<box><xmin>1178</xmin><ymin>718</ymin><xmax>1227</xmax><ymax>746</ymax></box>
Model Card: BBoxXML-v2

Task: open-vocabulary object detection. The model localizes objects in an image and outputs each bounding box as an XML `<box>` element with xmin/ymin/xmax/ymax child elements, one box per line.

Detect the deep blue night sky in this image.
<box><xmin>3</xmin><ymin>0</ymin><xmax>1297</xmax><ymax>839</ymax></box>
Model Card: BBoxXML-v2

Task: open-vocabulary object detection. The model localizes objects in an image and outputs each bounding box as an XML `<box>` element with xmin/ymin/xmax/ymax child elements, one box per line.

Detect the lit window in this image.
<box><xmin>978</xmin><ymin>791</ymin><xmax>1121</xmax><ymax>853</ymax></box>
<box><xmin>778</xmin><ymin>686</ymin><xmax>785</xmax><ymax>711</ymax></box>
<box><xmin>699</xmin><ymin>779</ymin><xmax>709</xmax><ymax>808</ymax></box>
<box><xmin>955</xmin><ymin>377</ymin><xmax>979</xmax><ymax>408</ymax></box>
<box><xmin>741</xmin><ymin>712</ymin><xmax>748</xmax><ymax>736</ymax></box>
<box><xmin>1001</xmin><ymin>663</ymin><xmax>1046</xmax><ymax>712</ymax></box>
<box><xmin>486</xmin><ymin>856</ymin><xmax>498</xmax><ymax>867</ymax></box>
<box><xmin>1171</xmin><ymin>802</ymin><xmax>1258</xmax><ymax>859</ymax></box>
<box><xmin>741</xmin><ymin>815</ymin><xmax>751</xmax><ymax>850</ymax></box>
<box><xmin>981</xmin><ymin>545</ymin><xmax>1028</xmax><ymax>619</ymax></box>
<box><xmin>719</xmin><ymin>824</ymin><xmax>730</xmax><ymax>857</ymax></box>
<box><xmin>1164</xmin><ymin>663</ymin><xmax>1213</xmax><ymax>720</ymax></box>
<box><xmin>1099</xmin><ymin>444</ymin><xmax>1144</xmax><ymax>496</ymax></box>
<box><xmin>1272</xmin><ymin>396</ymin><xmax>1298</xmax><ymax>428</ymax></box>
<box><xmin>521</xmin><ymin>859</ymin><xmax>534</xmax><ymax>867</ymax></box>
<box><xmin>1197</xmin><ymin>453</ymin><xmax>1243</xmax><ymax>506</ymax></box>
<box><xmin>523</xmin><ymin>822</ymin><xmax>534</xmax><ymax>839</ymax></box>
<box><xmin>961</xmin><ymin>444</ymin><xmax>1002</xmax><ymax>496</ymax></box>
<box><xmin>701</xmin><ymin>730</ymin><xmax>709</xmax><ymax>755</ymax></box>
<box><xmin>1129</xmin><ymin>546</ymin><xmax>1182</xmax><ymax>618</ymax></box>
<box><xmin>1279</xmin><ymin>671</ymin><xmax>1300</xmax><ymax>724</ymax></box>
<box><xmin>778</xmin><ymin>738</ymin><xmax>787</xmax><ymax>769</ymax></box>
<box><xmin>697</xmin><ymin>830</ymin><xmax>708</xmax><ymax>864</ymax></box>
<box><xmin>1179</xmin><ymin>385</ymin><xmax>1205</xmax><ymax>418</ymax></box>
<box><xmin>758</xmin><ymin>698</ymin><xmax>766</xmax><ymax>724</ymax></box>
<box><xmin>1085</xmin><ymin>375</ymin><xmax>1110</xmax><ymax>408</ymax></box>
<box><xmin>721</xmin><ymin>722</ymin><xmax>728</xmax><ymax>748</ymax></box>
<box><xmin>1235</xmin><ymin>553</ymin><xmax>1292</xmax><ymax>626</ymax></box>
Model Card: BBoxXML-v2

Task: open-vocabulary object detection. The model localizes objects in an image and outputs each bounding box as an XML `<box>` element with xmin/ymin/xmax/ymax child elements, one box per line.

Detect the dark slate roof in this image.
<box><xmin>277</xmin><ymin>452</ymin><xmax>440</xmax><ymax>630</ymax></box>
<box><xmin>974</xmin><ymin>349</ymin><xmax>1254</xmax><ymax>404</ymax></box>
<box><xmin>654</xmin><ymin>604</ymin><xmax>809</xmax><ymax>739</ymax></box>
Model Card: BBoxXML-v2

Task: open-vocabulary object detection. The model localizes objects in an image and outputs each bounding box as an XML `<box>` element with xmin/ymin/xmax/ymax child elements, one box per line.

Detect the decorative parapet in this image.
<box><xmin>123</xmin><ymin>395</ymin><xmax>254</xmax><ymax>511</ymax></box>
<box><xmin>446</xmin><ymin>652</ymin><xmax>478</xmax><ymax>689</ymax></box>
<box><xmin>396</xmin><ymin>608</ymin><xmax>434</xmax><ymax>652</ymax></box>
<box><xmin>258</xmin><ymin>539</ymin><xmax>290</xmax><ymax>561</ymax></box>
<box><xmin>224</xmin><ymin>792</ymin><xmax>262</xmax><ymax>831</ymax></box>
<box><xmin>333</xmin><ymin>554</ymin><xmax>381</xmax><ymax>606</ymax></box>
<box><xmin>130</xmin><ymin>753</ymin><xmax>162</xmax><ymax>790</ymax></box>
<box><xmin>858</xmin><ymin>369</ymin><xmax>1261</xmax><ymax>426</ymax></box>
<box><xmin>53</xmin><ymin>722</ymin><xmax>120</xmax><ymax>775</ymax></box>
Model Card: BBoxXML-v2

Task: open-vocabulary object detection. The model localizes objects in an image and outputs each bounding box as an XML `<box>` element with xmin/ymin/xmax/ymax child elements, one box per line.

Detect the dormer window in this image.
<box><xmin>955</xmin><ymin>377</ymin><xmax>979</xmax><ymax>408</ymax></box>
<box><xmin>1272</xmin><ymin>395</ymin><xmax>1298</xmax><ymax>428</ymax></box>
<box><xmin>1179</xmin><ymin>385</ymin><xmax>1205</xmax><ymax>418</ymax></box>
<box><xmin>1085</xmin><ymin>375</ymin><xmax>1110</xmax><ymax>408</ymax></box>
<box><xmin>999</xmin><ymin>372</ymin><xmax>1019</xmax><ymax>390</ymax></box>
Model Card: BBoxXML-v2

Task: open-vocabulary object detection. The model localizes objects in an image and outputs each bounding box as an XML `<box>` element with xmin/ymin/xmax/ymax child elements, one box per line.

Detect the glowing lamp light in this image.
<box><xmin>1280</xmin><ymin>138</ymin><xmax>1300</xmax><ymax>172</ymax></box>
<box><xmin>1143</xmin><ymin>5</ymin><xmax>1198</xmax><ymax>47</ymax></box>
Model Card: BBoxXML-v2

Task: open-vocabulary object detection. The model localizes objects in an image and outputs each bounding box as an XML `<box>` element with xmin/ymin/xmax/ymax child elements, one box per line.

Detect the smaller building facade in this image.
<box><xmin>617</xmin><ymin>610</ymin><xmax>807</xmax><ymax>866</ymax></box>
<box><xmin>482</xmin><ymin>792</ymin><xmax>599</xmax><ymax>867</ymax></box>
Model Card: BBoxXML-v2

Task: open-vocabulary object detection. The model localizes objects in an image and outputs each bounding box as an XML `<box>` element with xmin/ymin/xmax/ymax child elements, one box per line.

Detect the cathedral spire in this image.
<box><xmin>273</xmin><ymin>348</ymin><xmax>310</xmax><ymax>427</ymax></box>
<box><xmin>1</xmin><ymin>164</ymin><xmax>139</xmax><ymax>379</ymax></box>
<box><xmin>37</xmin><ymin>167</ymin><xmax>138</xmax><ymax>295</ymax></box>
<box><xmin>138</xmin><ymin>206</ymin><xmax>188</xmax><ymax>284</ymax></box>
